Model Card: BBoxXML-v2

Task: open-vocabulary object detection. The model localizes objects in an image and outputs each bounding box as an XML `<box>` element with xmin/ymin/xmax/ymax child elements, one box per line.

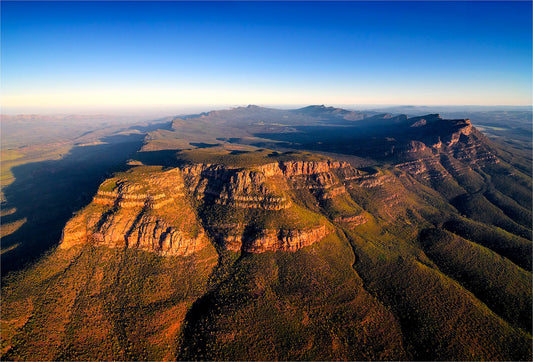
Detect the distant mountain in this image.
<box><xmin>2</xmin><ymin>105</ymin><xmax>531</xmax><ymax>361</ymax></box>
<box><xmin>291</xmin><ymin>104</ymin><xmax>367</xmax><ymax>120</ymax></box>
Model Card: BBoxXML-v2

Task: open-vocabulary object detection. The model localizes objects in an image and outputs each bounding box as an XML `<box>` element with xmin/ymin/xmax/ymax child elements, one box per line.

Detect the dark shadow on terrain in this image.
<box><xmin>130</xmin><ymin>121</ymin><xmax>173</xmax><ymax>133</ymax></box>
<box><xmin>358</xmin><ymin>166</ymin><xmax>379</xmax><ymax>175</ymax></box>
<box><xmin>132</xmin><ymin>150</ymin><xmax>184</xmax><ymax>168</ymax></box>
<box><xmin>0</xmin><ymin>123</ymin><xmax>170</xmax><ymax>275</ymax></box>
<box><xmin>190</xmin><ymin>142</ymin><xmax>220</xmax><ymax>149</ymax></box>
<box><xmin>250</xmin><ymin>123</ymin><xmax>423</xmax><ymax>160</ymax></box>
<box><xmin>229</xmin><ymin>150</ymin><xmax>249</xmax><ymax>155</ymax></box>
<box><xmin>176</xmin><ymin>287</ymin><xmax>218</xmax><ymax>359</ymax></box>
<box><xmin>176</xmin><ymin>253</ymin><xmax>248</xmax><ymax>360</ymax></box>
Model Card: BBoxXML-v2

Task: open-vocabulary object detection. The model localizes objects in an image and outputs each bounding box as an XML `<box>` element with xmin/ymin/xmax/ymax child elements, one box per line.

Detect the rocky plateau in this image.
<box><xmin>60</xmin><ymin>160</ymin><xmax>372</xmax><ymax>255</ymax></box>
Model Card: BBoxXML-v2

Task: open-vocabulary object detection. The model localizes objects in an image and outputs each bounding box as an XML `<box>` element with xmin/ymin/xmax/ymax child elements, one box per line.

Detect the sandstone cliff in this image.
<box><xmin>60</xmin><ymin>160</ymin><xmax>359</xmax><ymax>255</ymax></box>
<box><xmin>59</xmin><ymin>138</ymin><xmax>496</xmax><ymax>257</ymax></box>
<box><xmin>60</xmin><ymin>167</ymin><xmax>209</xmax><ymax>256</ymax></box>
<box><xmin>399</xmin><ymin>117</ymin><xmax>498</xmax><ymax>163</ymax></box>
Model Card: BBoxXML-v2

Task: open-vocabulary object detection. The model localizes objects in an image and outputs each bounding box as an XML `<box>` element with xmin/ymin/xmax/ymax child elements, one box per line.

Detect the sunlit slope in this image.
<box><xmin>1</xmin><ymin>245</ymin><xmax>218</xmax><ymax>360</ymax></box>
<box><xmin>420</xmin><ymin>228</ymin><xmax>532</xmax><ymax>332</ymax></box>
<box><xmin>177</xmin><ymin>232</ymin><xmax>407</xmax><ymax>360</ymax></box>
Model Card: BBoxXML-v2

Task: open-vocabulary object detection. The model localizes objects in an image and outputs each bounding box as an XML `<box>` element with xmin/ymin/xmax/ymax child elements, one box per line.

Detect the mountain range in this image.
<box><xmin>1</xmin><ymin>105</ymin><xmax>531</xmax><ymax>360</ymax></box>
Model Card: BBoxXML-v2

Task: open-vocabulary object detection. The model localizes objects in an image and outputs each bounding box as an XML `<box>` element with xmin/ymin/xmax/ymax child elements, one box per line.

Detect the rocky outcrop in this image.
<box><xmin>60</xmin><ymin>160</ymin><xmax>352</xmax><ymax>255</ymax></box>
<box><xmin>352</xmin><ymin>174</ymin><xmax>393</xmax><ymax>188</ymax></box>
<box><xmin>258</xmin><ymin>160</ymin><xmax>350</xmax><ymax>177</ymax></box>
<box><xmin>444</xmin><ymin>119</ymin><xmax>473</xmax><ymax>145</ymax></box>
<box><xmin>246</xmin><ymin>225</ymin><xmax>330</xmax><ymax>253</ymax></box>
<box><xmin>334</xmin><ymin>214</ymin><xmax>368</xmax><ymax>227</ymax></box>
<box><xmin>208</xmin><ymin>224</ymin><xmax>330</xmax><ymax>253</ymax></box>
<box><xmin>356</xmin><ymin>116</ymin><xmax>499</xmax><ymax>166</ymax></box>
<box><xmin>388</xmin><ymin>116</ymin><xmax>501</xmax><ymax>186</ymax></box>
<box><xmin>264</xmin><ymin>160</ymin><xmax>358</xmax><ymax>202</ymax></box>
<box><xmin>60</xmin><ymin>167</ymin><xmax>209</xmax><ymax>256</ymax></box>
<box><xmin>181</xmin><ymin>164</ymin><xmax>291</xmax><ymax>209</ymax></box>
<box><xmin>410</xmin><ymin>119</ymin><xmax>427</xmax><ymax>127</ymax></box>
<box><xmin>61</xmin><ymin>204</ymin><xmax>209</xmax><ymax>257</ymax></box>
<box><xmin>93</xmin><ymin>190</ymin><xmax>176</xmax><ymax>209</ymax></box>
<box><xmin>395</xmin><ymin>158</ymin><xmax>452</xmax><ymax>181</ymax></box>
<box><xmin>180</xmin><ymin>160</ymin><xmax>354</xmax><ymax>209</ymax></box>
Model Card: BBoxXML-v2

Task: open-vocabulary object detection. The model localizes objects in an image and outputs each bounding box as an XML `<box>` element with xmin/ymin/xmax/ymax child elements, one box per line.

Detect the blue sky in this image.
<box><xmin>1</xmin><ymin>1</ymin><xmax>531</xmax><ymax>113</ymax></box>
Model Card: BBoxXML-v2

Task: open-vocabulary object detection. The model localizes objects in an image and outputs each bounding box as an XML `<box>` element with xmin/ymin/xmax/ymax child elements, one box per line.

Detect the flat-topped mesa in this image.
<box><xmin>60</xmin><ymin>159</ymin><xmax>360</xmax><ymax>256</ymax></box>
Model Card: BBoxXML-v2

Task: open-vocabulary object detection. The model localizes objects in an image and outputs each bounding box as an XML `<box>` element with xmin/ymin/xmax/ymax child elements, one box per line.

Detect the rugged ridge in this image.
<box><xmin>60</xmin><ymin>167</ymin><xmax>209</xmax><ymax>256</ymax></box>
<box><xmin>4</xmin><ymin>106</ymin><xmax>532</xmax><ymax>361</ymax></box>
<box><xmin>390</xmin><ymin>117</ymin><xmax>498</xmax><ymax>161</ymax></box>
<box><xmin>60</xmin><ymin>160</ymin><xmax>358</xmax><ymax>255</ymax></box>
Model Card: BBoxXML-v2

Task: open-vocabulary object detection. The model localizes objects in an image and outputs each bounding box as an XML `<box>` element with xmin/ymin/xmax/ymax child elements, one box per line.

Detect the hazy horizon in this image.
<box><xmin>2</xmin><ymin>103</ymin><xmax>532</xmax><ymax>118</ymax></box>
<box><xmin>2</xmin><ymin>1</ymin><xmax>531</xmax><ymax>113</ymax></box>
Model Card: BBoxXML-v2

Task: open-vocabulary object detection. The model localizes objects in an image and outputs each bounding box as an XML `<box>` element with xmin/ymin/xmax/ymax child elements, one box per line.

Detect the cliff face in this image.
<box><xmin>395</xmin><ymin>117</ymin><xmax>494</xmax><ymax>159</ymax></box>
<box><xmin>60</xmin><ymin>167</ymin><xmax>209</xmax><ymax>256</ymax></box>
<box><xmin>181</xmin><ymin>163</ymin><xmax>291</xmax><ymax>210</ymax></box>
<box><xmin>59</xmin><ymin>118</ymin><xmax>502</xmax><ymax>257</ymax></box>
<box><xmin>387</xmin><ymin>117</ymin><xmax>500</xmax><ymax>196</ymax></box>
<box><xmin>60</xmin><ymin>161</ymin><xmax>360</xmax><ymax>255</ymax></box>
<box><xmin>248</xmin><ymin>224</ymin><xmax>329</xmax><ymax>252</ymax></box>
<box><xmin>258</xmin><ymin>160</ymin><xmax>350</xmax><ymax>177</ymax></box>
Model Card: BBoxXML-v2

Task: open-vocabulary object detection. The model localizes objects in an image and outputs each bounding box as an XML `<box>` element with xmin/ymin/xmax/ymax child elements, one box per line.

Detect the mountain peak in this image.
<box><xmin>301</xmin><ymin>104</ymin><xmax>333</xmax><ymax>111</ymax></box>
<box><xmin>233</xmin><ymin>104</ymin><xmax>263</xmax><ymax>111</ymax></box>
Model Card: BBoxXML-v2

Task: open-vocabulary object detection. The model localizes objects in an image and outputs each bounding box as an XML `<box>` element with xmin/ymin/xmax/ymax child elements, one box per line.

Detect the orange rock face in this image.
<box><xmin>60</xmin><ymin>160</ymin><xmax>354</xmax><ymax>255</ymax></box>
<box><xmin>245</xmin><ymin>225</ymin><xmax>330</xmax><ymax>253</ymax></box>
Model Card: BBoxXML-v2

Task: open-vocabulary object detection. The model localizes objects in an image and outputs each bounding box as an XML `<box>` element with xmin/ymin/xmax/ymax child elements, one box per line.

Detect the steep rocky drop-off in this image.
<box><xmin>60</xmin><ymin>160</ymin><xmax>366</xmax><ymax>255</ymax></box>
<box><xmin>61</xmin><ymin>167</ymin><xmax>209</xmax><ymax>256</ymax></box>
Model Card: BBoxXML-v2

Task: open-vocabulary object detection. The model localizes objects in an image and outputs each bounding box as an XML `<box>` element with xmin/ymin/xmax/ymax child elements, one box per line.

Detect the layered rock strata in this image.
<box><xmin>247</xmin><ymin>225</ymin><xmax>329</xmax><ymax>253</ymax></box>
<box><xmin>64</xmin><ymin>153</ymin><xmax>490</xmax><ymax>256</ymax></box>
<box><xmin>60</xmin><ymin>168</ymin><xmax>208</xmax><ymax>256</ymax></box>
<box><xmin>207</xmin><ymin>223</ymin><xmax>330</xmax><ymax>253</ymax></box>
<box><xmin>384</xmin><ymin>117</ymin><xmax>499</xmax><ymax>165</ymax></box>
<box><xmin>61</xmin><ymin>161</ymin><xmax>358</xmax><ymax>255</ymax></box>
